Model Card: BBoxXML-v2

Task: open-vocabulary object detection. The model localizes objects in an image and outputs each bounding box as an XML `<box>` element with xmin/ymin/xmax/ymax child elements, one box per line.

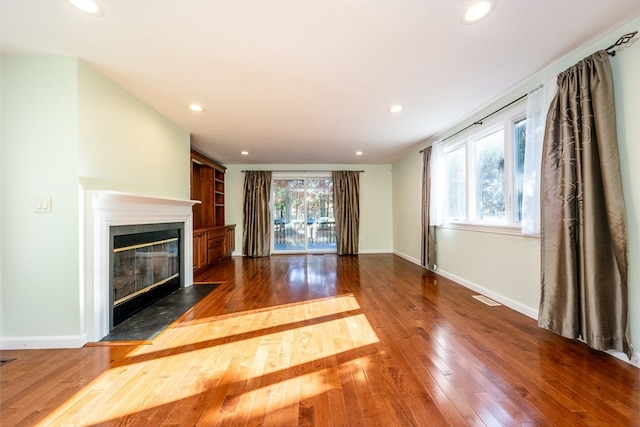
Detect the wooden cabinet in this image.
<box><xmin>224</xmin><ymin>225</ymin><xmax>236</xmax><ymax>255</ymax></box>
<box><xmin>207</xmin><ymin>227</ymin><xmax>225</xmax><ymax>264</ymax></box>
<box><xmin>191</xmin><ymin>149</ymin><xmax>236</xmax><ymax>273</ymax></box>
<box><xmin>191</xmin><ymin>150</ymin><xmax>225</xmax><ymax>229</ymax></box>
<box><xmin>214</xmin><ymin>171</ymin><xmax>225</xmax><ymax>226</ymax></box>
<box><xmin>193</xmin><ymin>230</ymin><xmax>208</xmax><ymax>271</ymax></box>
<box><xmin>191</xmin><ymin>225</ymin><xmax>235</xmax><ymax>271</ymax></box>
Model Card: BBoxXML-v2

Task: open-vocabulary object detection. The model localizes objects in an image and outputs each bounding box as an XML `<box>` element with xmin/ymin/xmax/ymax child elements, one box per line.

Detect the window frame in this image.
<box><xmin>439</xmin><ymin>104</ymin><xmax>526</xmax><ymax>236</ymax></box>
<box><xmin>271</xmin><ymin>172</ymin><xmax>336</xmax><ymax>253</ymax></box>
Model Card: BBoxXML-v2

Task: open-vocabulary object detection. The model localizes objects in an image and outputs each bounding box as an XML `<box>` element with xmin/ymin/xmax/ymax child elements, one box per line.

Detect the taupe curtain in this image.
<box><xmin>421</xmin><ymin>147</ymin><xmax>436</xmax><ymax>270</ymax></box>
<box><xmin>332</xmin><ymin>171</ymin><xmax>360</xmax><ymax>255</ymax></box>
<box><xmin>242</xmin><ymin>171</ymin><xmax>272</xmax><ymax>257</ymax></box>
<box><xmin>539</xmin><ymin>50</ymin><xmax>631</xmax><ymax>359</ymax></box>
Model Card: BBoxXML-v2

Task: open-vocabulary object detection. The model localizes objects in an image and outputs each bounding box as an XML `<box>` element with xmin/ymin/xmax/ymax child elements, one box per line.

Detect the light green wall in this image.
<box><xmin>391</xmin><ymin>151</ymin><xmax>422</xmax><ymax>262</ymax></box>
<box><xmin>435</xmin><ymin>229</ymin><xmax>541</xmax><ymax>316</ymax></box>
<box><xmin>78</xmin><ymin>61</ymin><xmax>190</xmax><ymax>199</ymax></box>
<box><xmin>1</xmin><ymin>57</ymin><xmax>81</xmax><ymax>337</ymax></box>
<box><xmin>225</xmin><ymin>164</ymin><xmax>393</xmax><ymax>254</ymax></box>
<box><xmin>392</xmin><ymin>17</ymin><xmax>640</xmax><ymax>356</ymax></box>
<box><xmin>613</xmin><ymin>27</ymin><xmax>640</xmax><ymax>361</ymax></box>
<box><xmin>0</xmin><ymin>56</ymin><xmax>190</xmax><ymax>346</ymax></box>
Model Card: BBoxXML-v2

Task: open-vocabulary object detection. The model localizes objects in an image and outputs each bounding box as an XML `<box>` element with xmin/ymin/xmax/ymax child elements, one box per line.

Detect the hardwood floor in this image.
<box><xmin>1</xmin><ymin>254</ymin><xmax>638</xmax><ymax>426</ymax></box>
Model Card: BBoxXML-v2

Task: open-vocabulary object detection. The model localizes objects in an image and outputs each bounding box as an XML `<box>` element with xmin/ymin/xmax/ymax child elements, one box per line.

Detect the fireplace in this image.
<box><xmin>110</xmin><ymin>223</ymin><xmax>183</xmax><ymax>327</ymax></box>
<box><xmin>84</xmin><ymin>191</ymin><xmax>197</xmax><ymax>342</ymax></box>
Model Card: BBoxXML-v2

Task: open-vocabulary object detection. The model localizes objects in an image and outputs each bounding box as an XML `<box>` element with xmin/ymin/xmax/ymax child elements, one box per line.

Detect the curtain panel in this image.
<box><xmin>521</xmin><ymin>75</ymin><xmax>558</xmax><ymax>235</ymax></box>
<box><xmin>421</xmin><ymin>147</ymin><xmax>436</xmax><ymax>270</ymax></box>
<box><xmin>429</xmin><ymin>142</ymin><xmax>445</xmax><ymax>227</ymax></box>
<box><xmin>332</xmin><ymin>171</ymin><xmax>360</xmax><ymax>255</ymax></box>
<box><xmin>242</xmin><ymin>171</ymin><xmax>272</xmax><ymax>257</ymax></box>
<box><xmin>539</xmin><ymin>50</ymin><xmax>631</xmax><ymax>359</ymax></box>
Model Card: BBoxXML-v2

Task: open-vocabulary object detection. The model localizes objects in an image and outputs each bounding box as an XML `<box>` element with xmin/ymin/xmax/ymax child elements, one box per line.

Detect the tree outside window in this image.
<box><xmin>441</xmin><ymin>114</ymin><xmax>526</xmax><ymax>229</ymax></box>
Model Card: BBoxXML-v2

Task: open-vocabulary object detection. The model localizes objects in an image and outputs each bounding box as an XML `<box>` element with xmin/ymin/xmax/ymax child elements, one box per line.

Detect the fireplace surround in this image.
<box><xmin>84</xmin><ymin>191</ymin><xmax>197</xmax><ymax>342</ymax></box>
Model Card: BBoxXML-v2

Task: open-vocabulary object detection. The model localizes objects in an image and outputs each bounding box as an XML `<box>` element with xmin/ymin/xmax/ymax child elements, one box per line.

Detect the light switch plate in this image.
<box><xmin>35</xmin><ymin>197</ymin><xmax>52</xmax><ymax>213</ymax></box>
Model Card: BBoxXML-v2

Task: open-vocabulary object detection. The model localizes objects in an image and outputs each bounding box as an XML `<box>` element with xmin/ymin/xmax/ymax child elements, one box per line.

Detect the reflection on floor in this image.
<box><xmin>274</xmin><ymin>242</ymin><xmax>336</xmax><ymax>251</ymax></box>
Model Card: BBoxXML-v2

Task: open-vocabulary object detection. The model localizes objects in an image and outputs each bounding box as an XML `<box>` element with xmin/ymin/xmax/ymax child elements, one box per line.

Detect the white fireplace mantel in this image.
<box><xmin>83</xmin><ymin>191</ymin><xmax>198</xmax><ymax>342</ymax></box>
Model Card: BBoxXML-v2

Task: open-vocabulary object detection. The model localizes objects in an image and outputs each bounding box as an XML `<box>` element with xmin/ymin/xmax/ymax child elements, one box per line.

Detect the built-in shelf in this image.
<box><xmin>190</xmin><ymin>149</ymin><xmax>235</xmax><ymax>272</ymax></box>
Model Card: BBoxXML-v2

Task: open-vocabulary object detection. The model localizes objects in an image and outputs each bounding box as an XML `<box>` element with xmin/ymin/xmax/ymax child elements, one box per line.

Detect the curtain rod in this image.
<box><xmin>419</xmin><ymin>30</ymin><xmax>638</xmax><ymax>154</ymax></box>
<box><xmin>419</xmin><ymin>93</ymin><xmax>527</xmax><ymax>153</ymax></box>
<box><xmin>605</xmin><ymin>30</ymin><xmax>637</xmax><ymax>56</ymax></box>
<box><xmin>241</xmin><ymin>170</ymin><xmax>364</xmax><ymax>173</ymax></box>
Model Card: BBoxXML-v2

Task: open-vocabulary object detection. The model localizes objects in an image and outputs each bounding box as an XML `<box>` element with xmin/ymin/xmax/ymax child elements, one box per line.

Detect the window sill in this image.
<box><xmin>440</xmin><ymin>222</ymin><xmax>540</xmax><ymax>238</ymax></box>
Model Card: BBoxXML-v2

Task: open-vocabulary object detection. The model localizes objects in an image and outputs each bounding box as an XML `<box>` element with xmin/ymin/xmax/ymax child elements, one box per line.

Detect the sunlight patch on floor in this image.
<box><xmin>36</xmin><ymin>295</ymin><xmax>378</xmax><ymax>426</ymax></box>
<box><xmin>126</xmin><ymin>294</ymin><xmax>362</xmax><ymax>355</ymax></box>
<box><xmin>213</xmin><ymin>355</ymin><xmax>374</xmax><ymax>425</ymax></box>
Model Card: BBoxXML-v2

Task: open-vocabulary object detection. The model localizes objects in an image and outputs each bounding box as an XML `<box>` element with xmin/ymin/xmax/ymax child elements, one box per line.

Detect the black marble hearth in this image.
<box><xmin>100</xmin><ymin>284</ymin><xmax>219</xmax><ymax>342</ymax></box>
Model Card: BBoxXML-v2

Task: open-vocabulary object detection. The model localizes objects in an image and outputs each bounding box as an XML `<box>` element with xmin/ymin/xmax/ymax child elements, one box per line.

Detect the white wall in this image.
<box><xmin>0</xmin><ymin>57</ymin><xmax>190</xmax><ymax>348</ymax></box>
<box><xmin>392</xmin><ymin>17</ymin><xmax>640</xmax><ymax>360</ymax></box>
<box><xmin>224</xmin><ymin>164</ymin><xmax>393</xmax><ymax>254</ymax></box>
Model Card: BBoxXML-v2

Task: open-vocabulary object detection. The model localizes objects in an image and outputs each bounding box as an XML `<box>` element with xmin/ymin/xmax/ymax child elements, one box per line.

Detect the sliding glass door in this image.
<box><xmin>272</xmin><ymin>176</ymin><xmax>336</xmax><ymax>253</ymax></box>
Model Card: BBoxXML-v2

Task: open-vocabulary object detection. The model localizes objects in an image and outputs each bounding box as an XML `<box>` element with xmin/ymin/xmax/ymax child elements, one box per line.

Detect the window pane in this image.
<box><xmin>475</xmin><ymin>129</ymin><xmax>505</xmax><ymax>221</ymax></box>
<box><xmin>273</xmin><ymin>178</ymin><xmax>336</xmax><ymax>252</ymax></box>
<box><xmin>445</xmin><ymin>146</ymin><xmax>467</xmax><ymax>221</ymax></box>
<box><xmin>273</xmin><ymin>179</ymin><xmax>305</xmax><ymax>251</ymax></box>
<box><xmin>513</xmin><ymin>119</ymin><xmax>526</xmax><ymax>222</ymax></box>
<box><xmin>306</xmin><ymin>179</ymin><xmax>336</xmax><ymax>251</ymax></box>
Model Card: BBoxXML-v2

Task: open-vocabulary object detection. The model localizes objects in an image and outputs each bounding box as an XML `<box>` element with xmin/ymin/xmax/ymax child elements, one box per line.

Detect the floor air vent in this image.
<box><xmin>472</xmin><ymin>295</ymin><xmax>502</xmax><ymax>306</ymax></box>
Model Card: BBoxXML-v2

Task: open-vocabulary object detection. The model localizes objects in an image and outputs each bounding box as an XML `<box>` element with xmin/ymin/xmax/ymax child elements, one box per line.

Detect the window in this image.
<box><xmin>445</xmin><ymin>144</ymin><xmax>467</xmax><ymax>222</ymax></box>
<box><xmin>512</xmin><ymin>118</ymin><xmax>526</xmax><ymax>223</ymax></box>
<box><xmin>441</xmin><ymin>109</ymin><xmax>526</xmax><ymax>232</ymax></box>
<box><xmin>272</xmin><ymin>174</ymin><xmax>336</xmax><ymax>252</ymax></box>
<box><xmin>475</xmin><ymin>128</ymin><xmax>505</xmax><ymax>222</ymax></box>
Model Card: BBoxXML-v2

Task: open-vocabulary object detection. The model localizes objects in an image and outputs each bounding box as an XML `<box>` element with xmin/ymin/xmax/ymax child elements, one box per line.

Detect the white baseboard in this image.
<box><xmin>0</xmin><ymin>334</ymin><xmax>88</xmax><ymax>350</ymax></box>
<box><xmin>358</xmin><ymin>249</ymin><xmax>393</xmax><ymax>254</ymax></box>
<box><xmin>392</xmin><ymin>251</ymin><xmax>540</xmax><ymax>319</ymax></box>
<box><xmin>396</xmin><ymin>259</ymin><xmax>639</xmax><ymax>369</ymax></box>
<box><xmin>608</xmin><ymin>349</ymin><xmax>640</xmax><ymax>368</ymax></box>
<box><xmin>434</xmin><ymin>268</ymin><xmax>539</xmax><ymax>320</ymax></box>
<box><xmin>392</xmin><ymin>250</ymin><xmax>421</xmax><ymax>265</ymax></box>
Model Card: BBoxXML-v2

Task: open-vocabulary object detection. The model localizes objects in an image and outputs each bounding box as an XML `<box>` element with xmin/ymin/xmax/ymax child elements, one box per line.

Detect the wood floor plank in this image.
<box><xmin>1</xmin><ymin>254</ymin><xmax>638</xmax><ymax>426</ymax></box>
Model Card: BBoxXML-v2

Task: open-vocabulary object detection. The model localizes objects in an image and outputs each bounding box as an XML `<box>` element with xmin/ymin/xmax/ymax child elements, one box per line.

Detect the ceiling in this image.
<box><xmin>1</xmin><ymin>1</ymin><xmax>639</xmax><ymax>165</ymax></box>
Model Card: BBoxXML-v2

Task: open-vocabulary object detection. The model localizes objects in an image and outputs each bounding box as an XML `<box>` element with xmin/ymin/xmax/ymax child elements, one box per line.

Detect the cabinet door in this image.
<box><xmin>224</xmin><ymin>225</ymin><xmax>235</xmax><ymax>255</ymax></box>
<box><xmin>193</xmin><ymin>232</ymin><xmax>207</xmax><ymax>270</ymax></box>
<box><xmin>207</xmin><ymin>229</ymin><xmax>226</xmax><ymax>264</ymax></box>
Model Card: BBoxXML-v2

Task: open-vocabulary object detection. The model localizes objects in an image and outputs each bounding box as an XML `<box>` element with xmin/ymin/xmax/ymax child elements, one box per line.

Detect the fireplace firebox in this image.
<box><xmin>110</xmin><ymin>223</ymin><xmax>183</xmax><ymax>327</ymax></box>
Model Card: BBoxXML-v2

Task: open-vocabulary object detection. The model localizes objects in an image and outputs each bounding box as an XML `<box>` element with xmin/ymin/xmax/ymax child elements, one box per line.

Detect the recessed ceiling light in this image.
<box><xmin>188</xmin><ymin>104</ymin><xmax>205</xmax><ymax>112</ymax></box>
<box><xmin>389</xmin><ymin>105</ymin><xmax>403</xmax><ymax>113</ymax></box>
<box><xmin>355</xmin><ymin>151</ymin><xmax>363</xmax><ymax>156</ymax></box>
<box><xmin>241</xmin><ymin>151</ymin><xmax>249</xmax><ymax>155</ymax></box>
<box><xmin>462</xmin><ymin>0</ymin><xmax>494</xmax><ymax>24</ymax></box>
<box><xmin>67</xmin><ymin>0</ymin><xmax>104</xmax><ymax>16</ymax></box>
